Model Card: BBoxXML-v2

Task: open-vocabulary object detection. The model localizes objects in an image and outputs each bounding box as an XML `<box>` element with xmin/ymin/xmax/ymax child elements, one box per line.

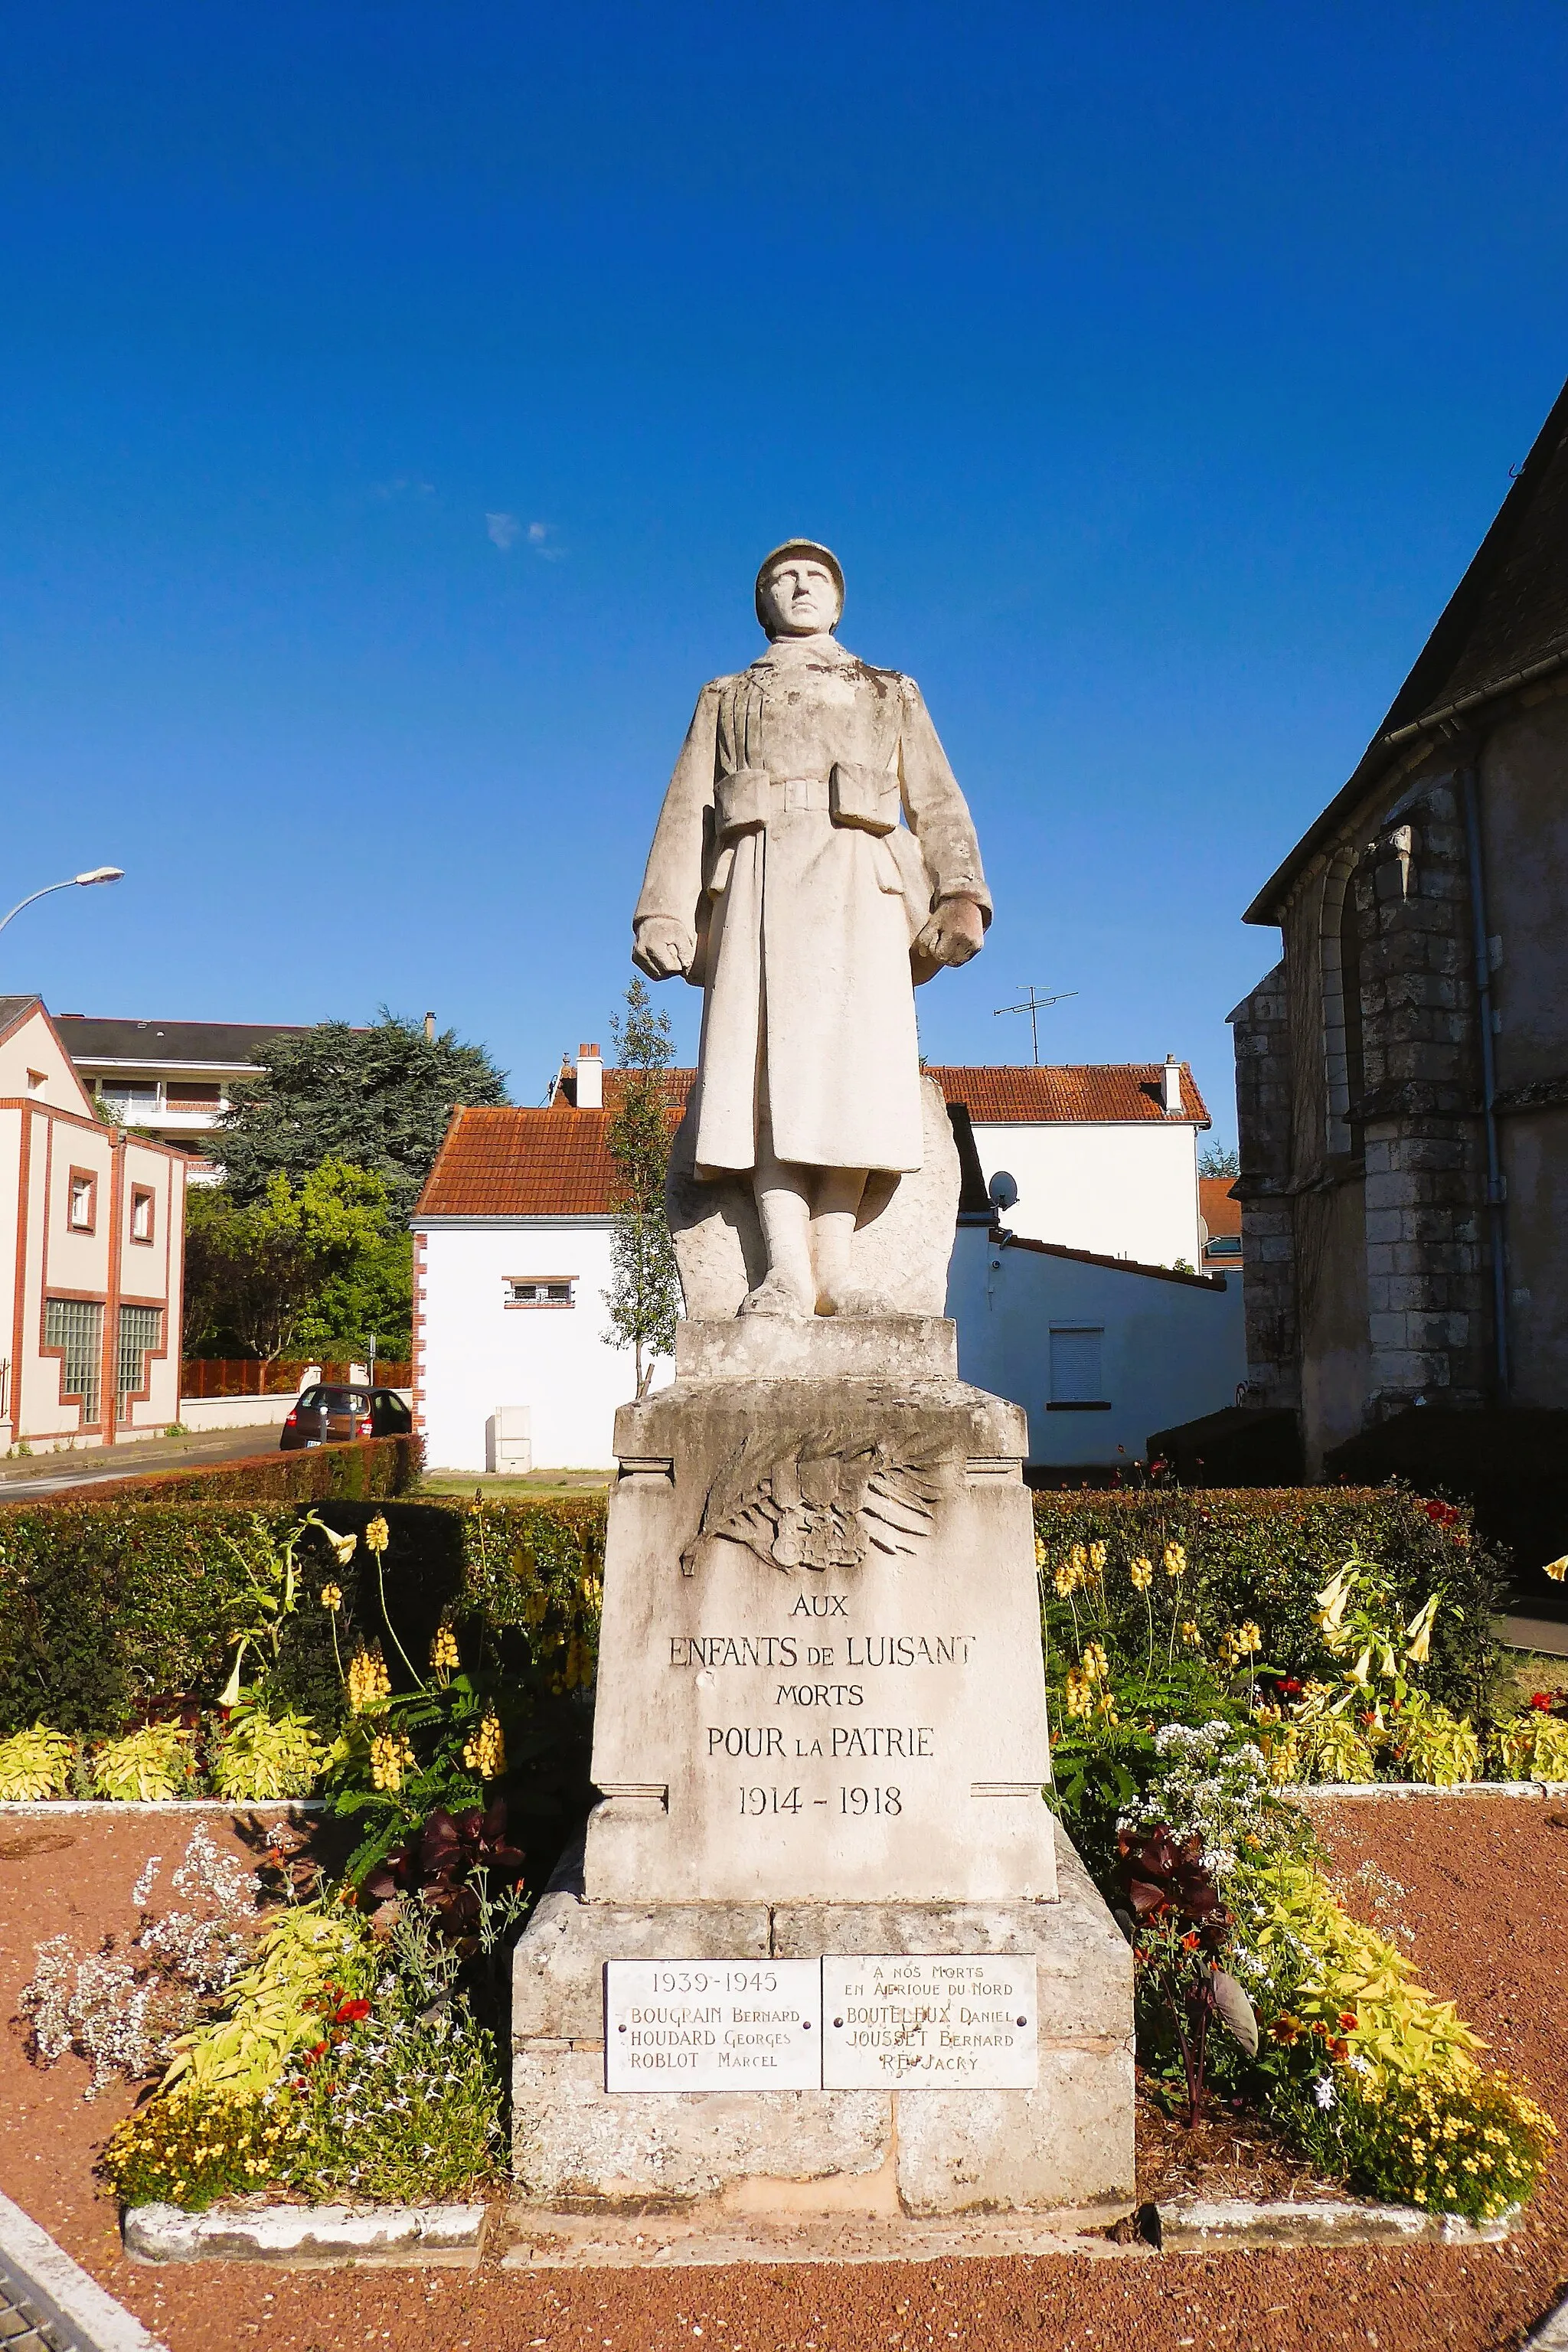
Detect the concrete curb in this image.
<box><xmin>0</xmin><ymin>1800</ymin><xmax>324</xmax><ymax>1816</ymax></box>
<box><xmin>0</xmin><ymin>2190</ymin><xmax>167</xmax><ymax>2352</ymax></box>
<box><xmin>1524</xmin><ymin>2288</ymin><xmax>1568</xmax><ymax>2348</ymax></box>
<box><xmin>122</xmin><ymin>2202</ymin><xmax>487</xmax><ymax>2267</ymax></box>
<box><xmin>1292</xmin><ymin>1781</ymin><xmax>1568</xmax><ymax>1800</ymax></box>
<box><xmin>1157</xmin><ymin>2195</ymin><xmax>1516</xmax><ymax>2249</ymax></box>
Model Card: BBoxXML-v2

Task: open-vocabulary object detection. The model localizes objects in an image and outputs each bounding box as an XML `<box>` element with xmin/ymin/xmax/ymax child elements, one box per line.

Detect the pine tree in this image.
<box><xmin>602</xmin><ymin>980</ymin><xmax>681</xmax><ymax>1398</ymax></box>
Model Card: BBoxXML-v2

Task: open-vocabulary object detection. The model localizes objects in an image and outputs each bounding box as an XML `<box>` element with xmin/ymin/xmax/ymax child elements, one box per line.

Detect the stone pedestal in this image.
<box><xmin>511</xmin><ymin>1319</ymin><xmax>1134</xmax><ymax>2220</ymax></box>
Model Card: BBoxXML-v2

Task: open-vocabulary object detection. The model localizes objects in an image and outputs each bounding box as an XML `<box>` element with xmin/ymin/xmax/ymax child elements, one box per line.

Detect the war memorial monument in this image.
<box><xmin>510</xmin><ymin>542</ymin><xmax>1134</xmax><ymax>2226</ymax></box>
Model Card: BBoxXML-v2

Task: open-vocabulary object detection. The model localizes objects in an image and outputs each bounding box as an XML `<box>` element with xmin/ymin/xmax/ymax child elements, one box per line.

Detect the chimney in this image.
<box><xmin>575</xmin><ymin>1042</ymin><xmax>603</xmax><ymax>1109</ymax></box>
<box><xmin>1161</xmin><ymin>1055</ymin><xmax>1184</xmax><ymax>1116</ymax></box>
<box><xmin>423</xmin><ymin>1011</ymin><xmax>436</xmax><ymax>1042</ymax></box>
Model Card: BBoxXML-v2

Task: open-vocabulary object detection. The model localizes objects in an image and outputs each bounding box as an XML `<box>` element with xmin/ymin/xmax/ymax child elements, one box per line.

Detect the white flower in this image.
<box><xmin>1313</xmin><ymin>2075</ymin><xmax>1337</xmax><ymax>2111</ymax></box>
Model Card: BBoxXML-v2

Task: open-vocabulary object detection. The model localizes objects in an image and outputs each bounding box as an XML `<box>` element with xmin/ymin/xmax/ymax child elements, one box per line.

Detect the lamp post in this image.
<box><xmin>0</xmin><ymin>867</ymin><xmax>125</xmax><ymax>942</ymax></box>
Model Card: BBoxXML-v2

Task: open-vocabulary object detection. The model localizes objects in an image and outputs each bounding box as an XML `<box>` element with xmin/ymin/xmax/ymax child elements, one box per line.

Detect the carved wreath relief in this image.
<box><xmin>680</xmin><ymin>1431</ymin><xmax>952</xmax><ymax>1577</ymax></box>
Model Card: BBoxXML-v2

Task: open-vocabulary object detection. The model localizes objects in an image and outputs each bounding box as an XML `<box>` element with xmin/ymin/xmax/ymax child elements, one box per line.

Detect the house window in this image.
<box><xmin>117</xmin><ymin>1303</ymin><xmax>162</xmax><ymax>1403</ymax></box>
<box><xmin>44</xmin><ymin>1297</ymin><xmax>104</xmax><ymax>1421</ymax></box>
<box><xmin>67</xmin><ymin>1170</ymin><xmax>96</xmax><ymax>1233</ymax></box>
<box><xmin>1047</xmin><ymin>1325</ymin><xmax>1110</xmax><ymax>1411</ymax></box>
<box><xmin>1204</xmin><ymin>1234</ymin><xmax>1243</xmax><ymax>1260</ymax></box>
<box><xmin>505</xmin><ymin>1277</ymin><xmax>577</xmax><ymax>1308</ymax></box>
<box><xmin>129</xmin><ymin>1186</ymin><xmax>155</xmax><ymax>1244</ymax></box>
<box><xmin>99</xmin><ymin>1082</ymin><xmax>161</xmax><ymax>1122</ymax></box>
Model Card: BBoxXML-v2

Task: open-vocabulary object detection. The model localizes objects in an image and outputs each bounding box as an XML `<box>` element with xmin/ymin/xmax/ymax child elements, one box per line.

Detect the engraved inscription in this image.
<box><xmin>821</xmin><ymin>1955</ymin><xmax>1038</xmax><ymax>2089</ymax></box>
<box><xmin>605</xmin><ymin>1958</ymin><xmax>822</xmax><ymax>2092</ymax></box>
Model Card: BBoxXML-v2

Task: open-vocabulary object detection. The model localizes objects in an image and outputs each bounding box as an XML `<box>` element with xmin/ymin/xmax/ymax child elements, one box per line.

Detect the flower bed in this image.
<box><xmin>1037</xmin><ymin>1510</ymin><xmax>1561</xmax><ymax>2223</ymax></box>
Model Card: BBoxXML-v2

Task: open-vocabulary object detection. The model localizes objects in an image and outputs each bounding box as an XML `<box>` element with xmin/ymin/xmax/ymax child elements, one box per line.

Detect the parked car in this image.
<box><xmin>279</xmin><ymin>1384</ymin><xmax>413</xmax><ymax>1450</ymax></box>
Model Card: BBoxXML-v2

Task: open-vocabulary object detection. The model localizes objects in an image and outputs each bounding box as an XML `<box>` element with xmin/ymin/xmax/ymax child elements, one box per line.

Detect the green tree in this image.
<box><xmin>1199</xmin><ymin>1144</ymin><xmax>1240</xmax><ymax>1179</ymax></box>
<box><xmin>216</xmin><ymin>1011</ymin><xmax>508</xmax><ymax>1221</ymax></box>
<box><xmin>184</xmin><ymin>1160</ymin><xmax>409</xmax><ymax>1363</ymax></box>
<box><xmin>602</xmin><ymin>979</ymin><xmax>681</xmax><ymax>1399</ymax></box>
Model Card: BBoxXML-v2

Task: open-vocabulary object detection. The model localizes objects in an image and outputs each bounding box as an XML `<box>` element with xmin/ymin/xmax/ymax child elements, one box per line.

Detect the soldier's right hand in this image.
<box><xmin>632</xmin><ymin>920</ymin><xmax>696</xmax><ymax>981</ymax></box>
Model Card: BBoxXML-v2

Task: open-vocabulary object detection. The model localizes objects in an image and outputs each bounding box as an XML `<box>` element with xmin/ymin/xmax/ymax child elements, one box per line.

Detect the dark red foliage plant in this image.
<box><xmin>1118</xmin><ymin>1821</ymin><xmax>1256</xmax><ymax>2127</ymax></box>
<box><xmin>361</xmin><ymin>1798</ymin><xmax>525</xmax><ymax>1956</ymax></box>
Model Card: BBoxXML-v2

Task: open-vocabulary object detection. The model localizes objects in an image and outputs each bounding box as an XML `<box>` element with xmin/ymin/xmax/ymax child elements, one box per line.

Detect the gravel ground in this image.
<box><xmin>4</xmin><ymin>1801</ymin><xmax>1568</xmax><ymax>2351</ymax></box>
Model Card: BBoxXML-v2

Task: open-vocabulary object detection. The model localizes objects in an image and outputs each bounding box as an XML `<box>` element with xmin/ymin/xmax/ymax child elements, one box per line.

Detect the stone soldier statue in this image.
<box><xmin>632</xmin><ymin>540</ymin><xmax>990</xmax><ymax>1318</ymax></box>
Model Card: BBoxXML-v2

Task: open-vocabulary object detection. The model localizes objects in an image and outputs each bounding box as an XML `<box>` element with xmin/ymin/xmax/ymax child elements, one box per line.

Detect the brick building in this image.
<box><xmin>1230</xmin><ymin>370</ymin><xmax>1568</xmax><ymax>1475</ymax></box>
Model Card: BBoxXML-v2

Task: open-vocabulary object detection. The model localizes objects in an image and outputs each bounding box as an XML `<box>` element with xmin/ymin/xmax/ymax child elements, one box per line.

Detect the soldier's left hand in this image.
<box><xmin>914</xmin><ymin>895</ymin><xmax>986</xmax><ymax>969</ymax></box>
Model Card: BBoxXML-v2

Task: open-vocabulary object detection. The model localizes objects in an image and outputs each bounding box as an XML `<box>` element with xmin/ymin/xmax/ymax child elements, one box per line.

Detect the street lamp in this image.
<box><xmin>0</xmin><ymin>867</ymin><xmax>125</xmax><ymax>941</ymax></box>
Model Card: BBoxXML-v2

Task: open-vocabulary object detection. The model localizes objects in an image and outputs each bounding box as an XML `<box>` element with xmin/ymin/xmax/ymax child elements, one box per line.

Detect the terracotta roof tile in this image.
<box><xmin>928</xmin><ymin>1064</ymin><xmax>1210</xmax><ymax>1126</ymax></box>
<box><xmin>1199</xmin><ymin>1176</ymin><xmax>1241</xmax><ymax>1238</ymax></box>
<box><xmin>417</xmin><ymin>1062</ymin><xmax>1209</xmax><ymax>1220</ymax></box>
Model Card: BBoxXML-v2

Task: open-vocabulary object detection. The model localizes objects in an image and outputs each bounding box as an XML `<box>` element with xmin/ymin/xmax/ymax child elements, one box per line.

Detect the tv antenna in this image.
<box><xmin>993</xmin><ymin>985</ymin><xmax>1077</xmax><ymax>1065</ymax></box>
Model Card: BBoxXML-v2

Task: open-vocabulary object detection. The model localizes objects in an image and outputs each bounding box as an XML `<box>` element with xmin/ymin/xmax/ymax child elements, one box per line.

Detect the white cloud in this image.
<box><xmin>528</xmin><ymin>520</ymin><xmax>566</xmax><ymax>561</ymax></box>
<box><xmin>486</xmin><ymin>511</ymin><xmax>521</xmax><ymax>550</ymax></box>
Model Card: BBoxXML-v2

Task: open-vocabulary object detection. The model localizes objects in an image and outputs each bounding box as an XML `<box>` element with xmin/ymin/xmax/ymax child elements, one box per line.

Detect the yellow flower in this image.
<box><xmin>1063</xmin><ymin>1669</ymin><xmax>1093</xmax><ymax>1720</ymax></box>
<box><xmin>1088</xmin><ymin>1541</ymin><xmax>1107</xmax><ymax>1575</ymax></box>
<box><xmin>370</xmin><ymin>1729</ymin><xmax>415</xmax><ymax>1792</ymax></box>
<box><xmin>1052</xmin><ymin>1560</ymin><xmax>1077</xmax><ymax>1599</ymax></box>
<box><xmin>346</xmin><ymin>1642</ymin><xmax>392</xmax><ymax>1713</ymax></box>
<box><xmin>1129</xmin><ymin>1557</ymin><xmax>1154</xmax><ymax>1592</ymax></box>
<box><xmin>1238</xmin><ymin>1621</ymin><xmax>1263</xmax><ymax>1655</ymax></box>
<box><xmin>1163</xmin><ymin>1543</ymin><xmax>1187</xmax><ymax>1579</ymax></box>
<box><xmin>1034</xmin><ymin>1534</ymin><xmax>1047</xmax><ymax>1570</ymax></box>
<box><xmin>364</xmin><ymin>1514</ymin><xmax>390</xmax><ymax>1557</ymax></box>
<box><xmin>1405</xmin><ymin>1594</ymin><xmax>1439</xmax><ymax>1664</ymax></box>
<box><xmin>322</xmin><ymin>1527</ymin><xmax>358</xmax><ymax>1566</ymax></box>
<box><xmin>1081</xmin><ymin>1642</ymin><xmax>1109</xmax><ymax>1684</ymax></box>
<box><xmin>1180</xmin><ymin>1619</ymin><xmax>1203</xmax><ymax>1648</ymax></box>
<box><xmin>318</xmin><ymin>1583</ymin><xmax>342</xmax><ymax>1613</ymax></box>
<box><xmin>462</xmin><ymin>1709</ymin><xmax>506</xmax><ymax>1779</ymax></box>
<box><xmin>1095</xmin><ymin>1687</ymin><xmax>1118</xmax><ymax>1723</ymax></box>
<box><xmin>1254</xmin><ymin>1702</ymin><xmax>1282</xmax><ymax>1726</ymax></box>
<box><xmin>430</xmin><ymin>1623</ymin><xmax>460</xmax><ymax>1676</ymax></box>
<box><xmin>1315</xmin><ymin>1564</ymin><xmax>1353</xmax><ymax>1635</ymax></box>
<box><xmin>1544</xmin><ymin>1554</ymin><xmax>1568</xmax><ymax>1583</ymax></box>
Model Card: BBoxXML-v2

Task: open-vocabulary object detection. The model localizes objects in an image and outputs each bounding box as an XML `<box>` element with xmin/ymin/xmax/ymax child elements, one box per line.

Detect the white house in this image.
<box><xmin>933</xmin><ymin>1058</ymin><xmax>1209</xmax><ymax>1268</ymax></box>
<box><xmin>413</xmin><ymin>1046</ymin><xmax>1240</xmax><ymax>1475</ymax></box>
<box><xmin>412</xmin><ymin>1051</ymin><xmax>694</xmax><ymax>1472</ymax></box>
<box><xmin>0</xmin><ymin>997</ymin><xmax>188</xmax><ymax>1450</ymax></box>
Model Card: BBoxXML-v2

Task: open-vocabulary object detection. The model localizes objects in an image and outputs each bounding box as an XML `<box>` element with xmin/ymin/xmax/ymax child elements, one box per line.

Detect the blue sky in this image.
<box><xmin>3</xmin><ymin>4</ymin><xmax>1566</xmax><ymax>1142</ymax></box>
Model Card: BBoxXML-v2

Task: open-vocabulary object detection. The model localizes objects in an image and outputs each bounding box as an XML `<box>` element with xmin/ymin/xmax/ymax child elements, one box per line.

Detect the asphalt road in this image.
<box><xmin>0</xmin><ymin>1423</ymin><xmax>284</xmax><ymax>1500</ymax></box>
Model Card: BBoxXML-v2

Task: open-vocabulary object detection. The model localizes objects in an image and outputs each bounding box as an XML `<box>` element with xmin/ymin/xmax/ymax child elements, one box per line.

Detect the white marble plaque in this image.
<box><xmin>820</xmin><ymin>1954</ymin><xmax>1038</xmax><ymax>2089</ymax></box>
<box><xmin>604</xmin><ymin>1958</ymin><xmax>822</xmax><ymax>2091</ymax></box>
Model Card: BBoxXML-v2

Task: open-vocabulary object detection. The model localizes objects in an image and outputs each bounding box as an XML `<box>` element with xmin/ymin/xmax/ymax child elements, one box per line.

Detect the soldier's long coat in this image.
<box><xmin>635</xmin><ymin>637</ymin><xmax>991</xmax><ymax>1176</ymax></box>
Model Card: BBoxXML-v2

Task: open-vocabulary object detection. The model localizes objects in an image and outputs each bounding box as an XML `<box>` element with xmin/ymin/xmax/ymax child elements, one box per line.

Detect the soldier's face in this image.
<box><xmin>760</xmin><ymin>560</ymin><xmax>841</xmax><ymax>637</ymax></box>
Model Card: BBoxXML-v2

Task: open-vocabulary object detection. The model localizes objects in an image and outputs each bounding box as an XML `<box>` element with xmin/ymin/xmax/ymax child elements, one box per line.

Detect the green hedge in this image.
<box><xmin>0</xmin><ymin>1481</ymin><xmax>1500</xmax><ymax>1738</ymax></box>
<box><xmin>0</xmin><ymin>1494</ymin><xmax>602</xmax><ymax>1740</ymax></box>
<box><xmin>1031</xmin><ymin>1486</ymin><xmax>1505</xmax><ymax>1720</ymax></box>
<box><xmin>18</xmin><ymin>1434</ymin><xmax>423</xmax><ymax>1508</ymax></box>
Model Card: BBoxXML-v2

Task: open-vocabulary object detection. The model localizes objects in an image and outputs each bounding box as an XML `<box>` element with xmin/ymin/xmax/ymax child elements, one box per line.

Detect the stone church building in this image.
<box><xmin>1231</xmin><ymin>371</ymin><xmax>1568</xmax><ymax>1478</ymax></box>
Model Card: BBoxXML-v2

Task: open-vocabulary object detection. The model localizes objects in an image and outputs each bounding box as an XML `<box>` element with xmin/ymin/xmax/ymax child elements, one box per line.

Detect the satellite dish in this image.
<box><xmin>988</xmin><ymin>1170</ymin><xmax>1019</xmax><ymax>1212</ymax></box>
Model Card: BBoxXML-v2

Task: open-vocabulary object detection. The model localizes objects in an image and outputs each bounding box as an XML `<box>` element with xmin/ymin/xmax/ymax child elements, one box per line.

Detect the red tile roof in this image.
<box><xmin>1199</xmin><ymin>1176</ymin><xmax>1241</xmax><ymax>1239</ymax></box>
<box><xmin>928</xmin><ymin>1064</ymin><xmax>1210</xmax><ymax>1126</ymax></box>
<box><xmin>416</xmin><ymin>1063</ymin><xmax>1210</xmax><ymax>1220</ymax></box>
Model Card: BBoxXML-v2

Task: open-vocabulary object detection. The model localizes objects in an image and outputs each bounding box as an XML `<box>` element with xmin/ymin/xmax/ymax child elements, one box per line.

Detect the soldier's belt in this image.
<box><xmin>714</xmin><ymin>765</ymin><xmax>900</xmax><ymax>839</ymax></box>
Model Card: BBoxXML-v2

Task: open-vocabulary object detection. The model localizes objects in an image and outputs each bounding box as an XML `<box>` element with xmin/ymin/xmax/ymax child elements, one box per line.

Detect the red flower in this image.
<box><xmin>1282</xmin><ymin>1677</ymin><xmax>1302</xmax><ymax>1697</ymax></box>
<box><xmin>1423</xmin><ymin>1498</ymin><xmax>1460</xmax><ymax>1527</ymax></box>
<box><xmin>1531</xmin><ymin>1692</ymin><xmax>1554</xmax><ymax>1711</ymax></box>
<box><xmin>1328</xmin><ymin>2037</ymin><xmax>1350</xmax><ymax>2063</ymax></box>
<box><xmin>305</xmin><ymin>2040</ymin><xmax>328</xmax><ymax>2062</ymax></box>
<box><xmin>335</xmin><ymin>1998</ymin><xmax>371</xmax><ymax>2024</ymax></box>
<box><xmin>1338</xmin><ymin>2012</ymin><xmax>1358</xmax><ymax>2032</ymax></box>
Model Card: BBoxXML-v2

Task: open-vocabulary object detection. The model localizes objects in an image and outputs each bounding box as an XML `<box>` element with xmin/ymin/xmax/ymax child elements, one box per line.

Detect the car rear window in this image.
<box><xmin>322</xmin><ymin>1388</ymin><xmax>370</xmax><ymax>1412</ymax></box>
<box><xmin>296</xmin><ymin>1387</ymin><xmax>322</xmax><ymax>1408</ymax></box>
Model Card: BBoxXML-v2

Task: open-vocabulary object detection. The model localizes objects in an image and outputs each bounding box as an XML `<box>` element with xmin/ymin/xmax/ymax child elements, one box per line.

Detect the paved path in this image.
<box><xmin>0</xmin><ymin>1425</ymin><xmax>281</xmax><ymax>1501</ymax></box>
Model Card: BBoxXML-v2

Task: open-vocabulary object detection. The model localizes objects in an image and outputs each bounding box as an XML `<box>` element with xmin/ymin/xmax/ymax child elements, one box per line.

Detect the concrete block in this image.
<box><xmin>124</xmin><ymin>2201</ymin><xmax>485</xmax><ymax>2265</ymax></box>
<box><xmin>512</xmin><ymin>1866</ymin><xmax>771</xmax><ymax>2042</ymax></box>
<box><xmin>512</xmin><ymin>2047</ymin><xmax>893</xmax><ymax>2206</ymax></box>
<box><xmin>894</xmin><ymin>2044</ymin><xmax>1135</xmax><ymax>2215</ymax></box>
